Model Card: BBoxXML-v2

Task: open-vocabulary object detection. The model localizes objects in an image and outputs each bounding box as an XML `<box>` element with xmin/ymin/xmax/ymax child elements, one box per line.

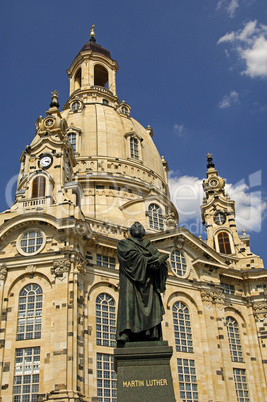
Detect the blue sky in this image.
<box><xmin>0</xmin><ymin>0</ymin><xmax>266</xmax><ymax>265</ymax></box>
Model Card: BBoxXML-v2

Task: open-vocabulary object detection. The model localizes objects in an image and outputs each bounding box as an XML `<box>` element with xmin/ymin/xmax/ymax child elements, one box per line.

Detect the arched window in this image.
<box><xmin>96</xmin><ymin>293</ymin><xmax>116</xmax><ymax>347</ymax></box>
<box><xmin>218</xmin><ymin>231</ymin><xmax>232</xmax><ymax>254</ymax></box>
<box><xmin>171</xmin><ymin>250</ymin><xmax>187</xmax><ymax>277</ymax></box>
<box><xmin>32</xmin><ymin>176</ymin><xmax>46</xmax><ymax>198</ymax></box>
<box><xmin>226</xmin><ymin>316</ymin><xmax>243</xmax><ymax>362</ymax></box>
<box><xmin>172</xmin><ymin>302</ymin><xmax>193</xmax><ymax>353</ymax></box>
<box><xmin>148</xmin><ymin>203</ymin><xmax>164</xmax><ymax>230</ymax></box>
<box><xmin>130</xmin><ymin>136</ymin><xmax>139</xmax><ymax>159</ymax></box>
<box><xmin>74</xmin><ymin>68</ymin><xmax>81</xmax><ymax>90</ymax></box>
<box><xmin>17</xmin><ymin>284</ymin><xmax>43</xmax><ymax>340</ymax></box>
<box><xmin>94</xmin><ymin>64</ymin><xmax>108</xmax><ymax>87</ymax></box>
<box><xmin>68</xmin><ymin>132</ymin><xmax>77</xmax><ymax>152</ymax></box>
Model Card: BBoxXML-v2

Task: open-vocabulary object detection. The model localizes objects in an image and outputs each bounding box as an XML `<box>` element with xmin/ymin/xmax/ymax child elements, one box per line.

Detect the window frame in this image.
<box><xmin>66</xmin><ymin>127</ymin><xmax>81</xmax><ymax>155</ymax></box>
<box><xmin>233</xmin><ymin>368</ymin><xmax>249</xmax><ymax>402</ymax></box>
<box><xmin>67</xmin><ymin>132</ymin><xmax>77</xmax><ymax>153</ymax></box>
<box><xmin>130</xmin><ymin>136</ymin><xmax>139</xmax><ymax>160</ymax></box>
<box><xmin>32</xmin><ymin>176</ymin><xmax>46</xmax><ymax>199</ymax></box>
<box><xmin>172</xmin><ymin>301</ymin><xmax>194</xmax><ymax>354</ymax></box>
<box><xmin>96</xmin><ymin>254</ymin><xmax>116</xmax><ymax>269</ymax></box>
<box><xmin>13</xmin><ymin>347</ymin><xmax>40</xmax><ymax>402</ymax></box>
<box><xmin>16</xmin><ymin>228</ymin><xmax>46</xmax><ymax>256</ymax></box>
<box><xmin>96</xmin><ymin>353</ymin><xmax>117</xmax><ymax>401</ymax></box>
<box><xmin>17</xmin><ymin>284</ymin><xmax>43</xmax><ymax>341</ymax></box>
<box><xmin>214</xmin><ymin>229</ymin><xmax>234</xmax><ymax>255</ymax></box>
<box><xmin>177</xmin><ymin>358</ymin><xmax>198</xmax><ymax>402</ymax></box>
<box><xmin>147</xmin><ymin>203</ymin><xmax>164</xmax><ymax>231</ymax></box>
<box><xmin>96</xmin><ymin>293</ymin><xmax>116</xmax><ymax>347</ymax></box>
<box><xmin>226</xmin><ymin>316</ymin><xmax>243</xmax><ymax>363</ymax></box>
<box><xmin>124</xmin><ymin>132</ymin><xmax>143</xmax><ymax>163</ymax></box>
<box><xmin>170</xmin><ymin>250</ymin><xmax>188</xmax><ymax>277</ymax></box>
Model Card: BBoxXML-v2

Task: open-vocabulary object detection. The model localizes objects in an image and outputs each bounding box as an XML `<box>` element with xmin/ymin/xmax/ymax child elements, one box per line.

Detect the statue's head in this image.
<box><xmin>129</xmin><ymin>222</ymin><xmax>146</xmax><ymax>239</ymax></box>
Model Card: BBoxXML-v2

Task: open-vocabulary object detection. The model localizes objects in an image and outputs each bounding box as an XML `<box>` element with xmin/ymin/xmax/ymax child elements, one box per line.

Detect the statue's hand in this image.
<box><xmin>158</xmin><ymin>254</ymin><xmax>169</xmax><ymax>265</ymax></box>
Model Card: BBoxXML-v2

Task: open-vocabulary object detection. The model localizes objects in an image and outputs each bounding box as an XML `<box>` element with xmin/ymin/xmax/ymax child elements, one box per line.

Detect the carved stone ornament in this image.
<box><xmin>0</xmin><ymin>267</ymin><xmax>7</xmax><ymax>281</ymax></box>
<box><xmin>201</xmin><ymin>289</ymin><xmax>225</xmax><ymax>304</ymax></box>
<box><xmin>164</xmin><ymin>212</ymin><xmax>178</xmax><ymax>229</ymax></box>
<box><xmin>51</xmin><ymin>259</ymin><xmax>71</xmax><ymax>277</ymax></box>
<box><xmin>25</xmin><ymin>265</ymin><xmax>37</xmax><ymax>273</ymax></box>
<box><xmin>75</xmin><ymin>262</ymin><xmax>86</xmax><ymax>275</ymax></box>
<box><xmin>252</xmin><ymin>301</ymin><xmax>267</xmax><ymax>322</ymax></box>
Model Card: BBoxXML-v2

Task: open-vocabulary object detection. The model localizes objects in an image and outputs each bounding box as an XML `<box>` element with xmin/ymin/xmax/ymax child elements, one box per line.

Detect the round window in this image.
<box><xmin>214</xmin><ymin>212</ymin><xmax>226</xmax><ymax>225</ymax></box>
<box><xmin>170</xmin><ymin>250</ymin><xmax>187</xmax><ymax>277</ymax></box>
<box><xmin>72</xmin><ymin>101</ymin><xmax>81</xmax><ymax>111</ymax></box>
<box><xmin>17</xmin><ymin>230</ymin><xmax>46</xmax><ymax>256</ymax></box>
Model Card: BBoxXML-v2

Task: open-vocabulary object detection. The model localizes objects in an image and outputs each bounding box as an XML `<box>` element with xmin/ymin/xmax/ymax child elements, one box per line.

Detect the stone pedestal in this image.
<box><xmin>114</xmin><ymin>341</ymin><xmax>175</xmax><ymax>402</ymax></box>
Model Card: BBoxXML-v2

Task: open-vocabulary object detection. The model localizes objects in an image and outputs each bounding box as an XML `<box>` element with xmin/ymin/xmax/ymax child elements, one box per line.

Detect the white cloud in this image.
<box><xmin>218</xmin><ymin>90</ymin><xmax>239</xmax><ymax>109</ymax></box>
<box><xmin>242</xmin><ymin>36</ymin><xmax>267</xmax><ymax>77</ymax></box>
<box><xmin>218</xmin><ymin>32</ymin><xmax>236</xmax><ymax>44</ymax></box>
<box><xmin>168</xmin><ymin>175</ymin><xmax>204</xmax><ymax>225</ymax></box>
<box><xmin>173</xmin><ymin>123</ymin><xmax>186</xmax><ymax>137</ymax></box>
<box><xmin>169</xmin><ymin>173</ymin><xmax>267</xmax><ymax>234</ymax></box>
<box><xmin>218</xmin><ymin>20</ymin><xmax>267</xmax><ymax>78</ymax></box>
<box><xmin>217</xmin><ymin>0</ymin><xmax>239</xmax><ymax>18</ymax></box>
<box><xmin>226</xmin><ymin>180</ymin><xmax>267</xmax><ymax>232</ymax></box>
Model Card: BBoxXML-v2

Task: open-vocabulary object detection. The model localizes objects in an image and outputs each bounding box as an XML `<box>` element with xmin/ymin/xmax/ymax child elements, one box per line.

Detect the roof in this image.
<box><xmin>80</xmin><ymin>39</ymin><xmax>111</xmax><ymax>59</ymax></box>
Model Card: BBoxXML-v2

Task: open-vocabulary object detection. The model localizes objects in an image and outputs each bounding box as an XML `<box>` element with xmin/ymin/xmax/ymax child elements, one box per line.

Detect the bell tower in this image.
<box><xmin>201</xmin><ymin>154</ymin><xmax>263</xmax><ymax>269</ymax></box>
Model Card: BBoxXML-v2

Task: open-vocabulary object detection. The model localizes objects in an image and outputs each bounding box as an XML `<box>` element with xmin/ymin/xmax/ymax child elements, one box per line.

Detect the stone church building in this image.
<box><xmin>0</xmin><ymin>30</ymin><xmax>266</xmax><ymax>401</ymax></box>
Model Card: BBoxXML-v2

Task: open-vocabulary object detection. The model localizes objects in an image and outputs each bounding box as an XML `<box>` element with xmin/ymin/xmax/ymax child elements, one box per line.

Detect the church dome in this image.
<box><xmin>61</xmin><ymin>103</ymin><xmax>167</xmax><ymax>184</ymax></box>
<box><xmin>60</xmin><ymin>35</ymin><xmax>178</xmax><ymax>230</ymax></box>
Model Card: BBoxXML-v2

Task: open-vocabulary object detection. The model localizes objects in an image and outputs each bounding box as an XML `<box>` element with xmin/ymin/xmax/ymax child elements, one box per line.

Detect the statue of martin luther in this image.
<box><xmin>116</xmin><ymin>222</ymin><xmax>169</xmax><ymax>344</ymax></box>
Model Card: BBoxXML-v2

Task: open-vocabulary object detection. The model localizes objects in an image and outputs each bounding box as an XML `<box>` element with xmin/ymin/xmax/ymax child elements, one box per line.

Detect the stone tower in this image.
<box><xmin>201</xmin><ymin>153</ymin><xmax>263</xmax><ymax>270</ymax></box>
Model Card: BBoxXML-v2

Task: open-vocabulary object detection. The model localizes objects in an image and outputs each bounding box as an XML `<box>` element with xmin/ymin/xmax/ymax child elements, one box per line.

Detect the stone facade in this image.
<box><xmin>0</xmin><ymin>33</ymin><xmax>266</xmax><ymax>401</ymax></box>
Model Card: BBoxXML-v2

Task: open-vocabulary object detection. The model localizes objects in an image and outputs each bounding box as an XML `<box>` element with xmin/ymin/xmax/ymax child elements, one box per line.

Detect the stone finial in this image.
<box><xmin>206</xmin><ymin>153</ymin><xmax>215</xmax><ymax>169</ymax></box>
<box><xmin>90</xmin><ymin>24</ymin><xmax>96</xmax><ymax>42</ymax></box>
<box><xmin>50</xmin><ymin>90</ymin><xmax>59</xmax><ymax>108</ymax></box>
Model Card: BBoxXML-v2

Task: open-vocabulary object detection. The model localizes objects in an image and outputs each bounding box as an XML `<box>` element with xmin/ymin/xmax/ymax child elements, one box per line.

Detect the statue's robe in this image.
<box><xmin>116</xmin><ymin>237</ymin><xmax>168</xmax><ymax>340</ymax></box>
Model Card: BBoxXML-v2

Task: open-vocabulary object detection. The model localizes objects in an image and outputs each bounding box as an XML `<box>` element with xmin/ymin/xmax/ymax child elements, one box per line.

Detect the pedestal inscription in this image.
<box><xmin>114</xmin><ymin>341</ymin><xmax>176</xmax><ymax>402</ymax></box>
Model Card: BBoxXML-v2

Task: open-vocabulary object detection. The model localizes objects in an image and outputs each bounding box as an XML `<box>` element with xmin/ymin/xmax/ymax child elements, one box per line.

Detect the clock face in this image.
<box><xmin>44</xmin><ymin>118</ymin><xmax>54</xmax><ymax>128</ymax></box>
<box><xmin>39</xmin><ymin>155</ymin><xmax>53</xmax><ymax>169</ymax></box>
<box><xmin>214</xmin><ymin>212</ymin><xmax>226</xmax><ymax>225</ymax></box>
<box><xmin>210</xmin><ymin>179</ymin><xmax>218</xmax><ymax>187</ymax></box>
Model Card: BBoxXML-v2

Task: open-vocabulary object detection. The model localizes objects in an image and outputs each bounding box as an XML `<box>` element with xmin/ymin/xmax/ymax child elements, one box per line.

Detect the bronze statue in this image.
<box><xmin>116</xmin><ymin>222</ymin><xmax>169</xmax><ymax>344</ymax></box>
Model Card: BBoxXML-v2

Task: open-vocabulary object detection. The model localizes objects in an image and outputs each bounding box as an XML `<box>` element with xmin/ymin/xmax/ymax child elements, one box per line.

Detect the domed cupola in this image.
<box><xmin>65</xmin><ymin>25</ymin><xmax>119</xmax><ymax>110</ymax></box>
